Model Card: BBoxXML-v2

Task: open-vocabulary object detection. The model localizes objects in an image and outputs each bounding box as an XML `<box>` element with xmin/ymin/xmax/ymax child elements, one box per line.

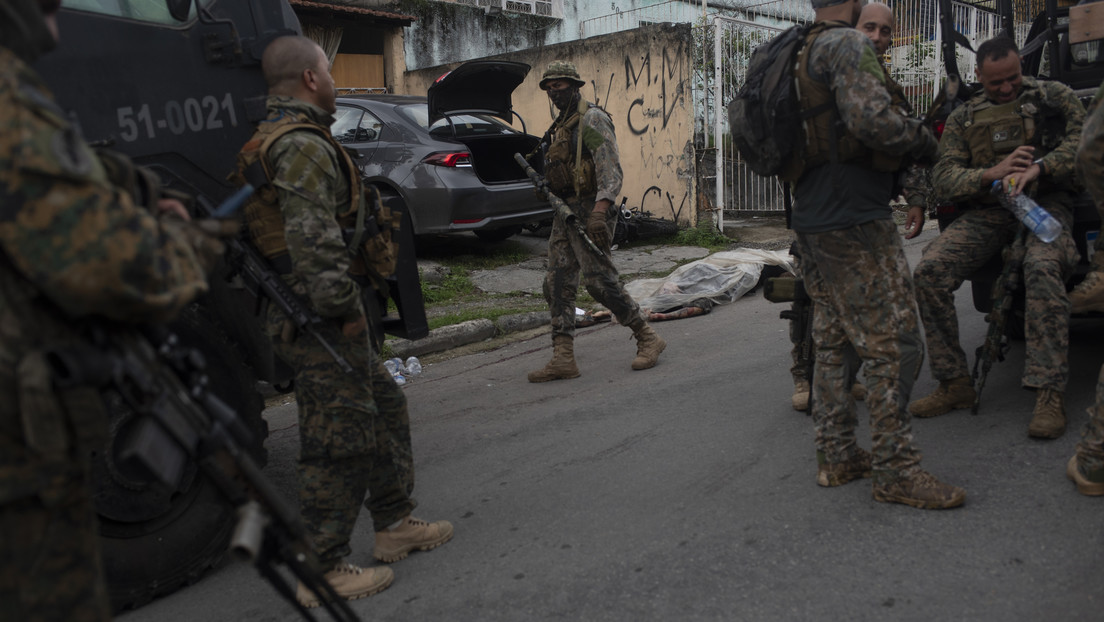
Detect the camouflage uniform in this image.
<box><xmin>244</xmin><ymin>96</ymin><xmax>415</xmax><ymax>567</ymax></box>
<box><xmin>541</xmin><ymin>102</ymin><xmax>647</xmax><ymax>338</ymax></box>
<box><xmin>1073</xmin><ymin>82</ymin><xmax>1104</xmax><ymax>479</ymax></box>
<box><xmin>790</xmin><ymin>24</ymin><xmax>936</xmax><ymax>481</ymax></box>
<box><xmin>0</xmin><ymin>45</ymin><xmax>213</xmax><ymax>621</ymax></box>
<box><xmin>790</xmin><ymin>65</ymin><xmax>916</xmax><ymax>390</ymax></box>
<box><xmin>1078</xmin><ymin>82</ymin><xmax>1104</xmax><ymax>264</ymax></box>
<box><xmin>917</xmin><ymin>76</ymin><xmax>1082</xmax><ymax>393</ymax></box>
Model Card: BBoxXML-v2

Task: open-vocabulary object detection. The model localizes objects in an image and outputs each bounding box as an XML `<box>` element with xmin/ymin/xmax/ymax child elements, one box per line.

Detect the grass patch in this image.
<box><xmin>676</xmin><ymin>221</ymin><xmax>733</xmax><ymax>251</ymax></box>
<box><xmin>420</xmin><ymin>271</ymin><xmax>475</xmax><ymax>305</ymax></box>
<box><xmin>426</xmin><ymin>304</ymin><xmax>546</xmax><ymax>331</ymax></box>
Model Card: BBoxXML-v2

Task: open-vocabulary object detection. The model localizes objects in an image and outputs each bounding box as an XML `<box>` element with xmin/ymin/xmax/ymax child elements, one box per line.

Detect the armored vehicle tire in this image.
<box><xmin>95</xmin><ymin>305</ymin><xmax>267</xmax><ymax>610</ymax></box>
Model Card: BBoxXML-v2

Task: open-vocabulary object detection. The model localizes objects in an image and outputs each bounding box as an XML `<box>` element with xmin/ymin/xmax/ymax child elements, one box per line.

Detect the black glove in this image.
<box><xmin>586</xmin><ymin>207</ymin><xmax>611</xmax><ymax>252</ymax></box>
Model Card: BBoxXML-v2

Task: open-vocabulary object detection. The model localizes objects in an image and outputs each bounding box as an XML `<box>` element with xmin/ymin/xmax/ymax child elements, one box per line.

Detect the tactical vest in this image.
<box><xmin>233</xmin><ymin>111</ymin><xmax>398</xmax><ymax>287</ymax></box>
<box><xmin>544</xmin><ymin>97</ymin><xmax>601</xmax><ymax>198</ymax></box>
<box><xmin>961</xmin><ymin>82</ymin><xmax>1065</xmax><ymax>201</ymax></box>
<box><xmin>787</xmin><ymin>23</ymin><xmax>903</xmax><ymax>180</ymax></box>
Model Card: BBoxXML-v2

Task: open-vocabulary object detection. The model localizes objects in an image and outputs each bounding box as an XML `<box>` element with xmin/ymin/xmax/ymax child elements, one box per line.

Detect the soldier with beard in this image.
<box><xmin>527</xmin><ymin>61</ymin><xmax>665</xmax><ymax>382</ymax></box>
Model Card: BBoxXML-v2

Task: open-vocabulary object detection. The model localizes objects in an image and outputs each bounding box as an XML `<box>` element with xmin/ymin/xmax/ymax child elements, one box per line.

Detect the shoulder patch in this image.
<box><xmin>858</xmin><ymin>46</ymin><xmax>886</xmax><ymax>84</ymax></box>
<box><xmin>581</xmin><ymin>125</ymin><xmax>605</xmax><ymax>152</ymax></box>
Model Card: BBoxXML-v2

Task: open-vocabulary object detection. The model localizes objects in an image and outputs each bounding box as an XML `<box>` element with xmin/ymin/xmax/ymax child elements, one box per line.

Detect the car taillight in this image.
<box><xmin>423</xmin><ymin>152</ymin><xmax>472</xmax><ymax>168</ymax></box>
<box><xmin>933</xmin><ymin>120</ymin><xmax>946</xmax><ymax>139</ymax></box>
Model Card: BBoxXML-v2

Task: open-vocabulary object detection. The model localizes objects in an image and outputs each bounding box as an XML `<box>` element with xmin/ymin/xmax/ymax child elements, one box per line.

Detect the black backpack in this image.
<box><xmin>728</xmin><ymin>24</ymin><xmax>814</xmax><ymax>179</ymax></box>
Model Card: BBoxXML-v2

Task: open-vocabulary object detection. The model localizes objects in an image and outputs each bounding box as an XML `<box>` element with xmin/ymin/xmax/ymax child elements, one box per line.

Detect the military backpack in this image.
<box><xmin>728</xmin><ymin>24</ymin><xmax>814</xmax><ymax>179</ymax></box>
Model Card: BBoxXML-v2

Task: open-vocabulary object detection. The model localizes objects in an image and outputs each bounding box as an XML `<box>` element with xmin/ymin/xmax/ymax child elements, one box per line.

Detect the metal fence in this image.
<box><xmin>579</xmin><ymin>0</ymin><xmax>1038</xmax><ymax>221</ymax></box>
<box><xmin>705</xmin><ymin>0</ymin><xmax>1020</xmax><ymax>220</ymax></box>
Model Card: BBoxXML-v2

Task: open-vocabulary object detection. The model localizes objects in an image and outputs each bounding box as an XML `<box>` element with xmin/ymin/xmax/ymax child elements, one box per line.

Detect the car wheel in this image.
<box><xmin>96</xmin><ymin>305</ymin><xmax>267</xmax><ymax>610</ymax></box>
<box><xmin>475</xmin><ymin>226</ymin><xmax>522</xmax><ymax>243</ymax></box>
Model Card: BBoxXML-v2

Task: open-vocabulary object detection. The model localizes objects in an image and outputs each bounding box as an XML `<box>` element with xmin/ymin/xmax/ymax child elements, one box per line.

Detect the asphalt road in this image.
<box><xmin>120</xmin><ymin>228</ymin><xmax>1104</xmax><ymax>622</ymax></box>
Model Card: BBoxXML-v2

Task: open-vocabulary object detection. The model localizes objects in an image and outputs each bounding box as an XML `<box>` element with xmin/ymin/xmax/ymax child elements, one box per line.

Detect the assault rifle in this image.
<box><xmin>196</xmin><ymin>189</ymin><xmax>354</xmax><ymax>374</ymax></box>
<box><xmin>972</xmin><ymin>226</ymin><xmax>1026</xmax><ymax>414</ymax></box>
<box><xmin>513</xmin><ymin>152</ymin><xmax>604</xmax><ymax>256</ymax></box>
<box><xmin>46</xmin><ymin>322</ymin><xmax>359</xmax><ymax>621</ymax></box>
<box><xmin>764</xmin><ymin>271</ymin><xmax>814</xmax><ymax>416</ymax></box>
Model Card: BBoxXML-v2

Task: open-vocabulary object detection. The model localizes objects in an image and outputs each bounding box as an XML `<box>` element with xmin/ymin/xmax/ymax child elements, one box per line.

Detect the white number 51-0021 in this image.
<box><xmin>117</xmin><ymin>93</ymin><xmax>238</xmax><ymax>142</ymax></box>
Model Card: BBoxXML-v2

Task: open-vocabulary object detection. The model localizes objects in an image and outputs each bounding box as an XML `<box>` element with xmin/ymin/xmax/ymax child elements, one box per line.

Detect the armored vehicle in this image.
<box><xmin>36</xmin><ymin>0</ymin><xmax>425</xmax><ymax>608</ymax></box>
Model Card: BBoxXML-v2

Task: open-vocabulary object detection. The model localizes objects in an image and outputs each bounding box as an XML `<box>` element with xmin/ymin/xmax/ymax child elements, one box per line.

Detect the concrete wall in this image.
<box><xmin>404</xmin><ymin>23</ymin><xmax>697</xmax><ymax>225</ymax></box>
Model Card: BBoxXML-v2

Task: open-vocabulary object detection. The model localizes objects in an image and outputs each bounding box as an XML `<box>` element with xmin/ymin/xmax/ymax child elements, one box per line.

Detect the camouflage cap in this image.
<box><xmin>539</xmin><ymin>60</ymin><xmax>585</xmax><ymax>90</ymax></box>
<box><xmin>810</xmin><ymin>0</ymin><xmax>849</xmax><ymax>7</ymax></box>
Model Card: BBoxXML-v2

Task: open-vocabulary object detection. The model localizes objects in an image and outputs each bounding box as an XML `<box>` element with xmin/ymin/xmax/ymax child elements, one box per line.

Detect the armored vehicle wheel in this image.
<box><xmin>95</xmin><ymin>305</ymin><xmax>267</xmax><ymax>610</ymax></box>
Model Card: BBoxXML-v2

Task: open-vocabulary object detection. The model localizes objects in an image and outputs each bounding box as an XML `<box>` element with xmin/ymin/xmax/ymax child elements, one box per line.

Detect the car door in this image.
<box><xmin>332</xmin><ymin>104</ymin><xmax>382</xmax><ymax>161</ymax></box>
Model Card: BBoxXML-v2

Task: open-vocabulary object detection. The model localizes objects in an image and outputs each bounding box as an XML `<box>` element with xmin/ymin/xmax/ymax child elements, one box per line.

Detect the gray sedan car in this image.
<box><xmin>332</xmin><ymin>62</ymin><xmax>552</xmax><ymax>242</ymax></box>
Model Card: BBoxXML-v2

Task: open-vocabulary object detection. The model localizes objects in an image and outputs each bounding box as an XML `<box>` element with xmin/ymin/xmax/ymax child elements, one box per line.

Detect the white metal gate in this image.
<box><xmin>709</xmin><ymin>0</ymin><xmax>1009</xmax><ymax>221</ymax></box>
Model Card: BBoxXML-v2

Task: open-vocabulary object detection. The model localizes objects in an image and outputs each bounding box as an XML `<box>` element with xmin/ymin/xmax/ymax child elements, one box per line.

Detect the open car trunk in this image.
<box><xmin>454</xmin><ymin>134</ymin><xmax>540</xmax><ymax>184</ymax></box>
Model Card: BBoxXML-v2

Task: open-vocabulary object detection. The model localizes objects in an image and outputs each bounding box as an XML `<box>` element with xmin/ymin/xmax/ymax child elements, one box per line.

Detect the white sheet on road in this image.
<box><xmin>623</xmin><ymin>248</ymin><xmax>795</xmax><ymax>313</ymax></box>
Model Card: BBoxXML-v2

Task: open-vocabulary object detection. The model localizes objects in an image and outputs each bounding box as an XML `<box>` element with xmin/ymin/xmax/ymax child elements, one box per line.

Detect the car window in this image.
<box><xmin>355</xmin><ymin>110</ymin><xmax>383</xmax><ymax>143</ymax></box>
<box><xmin>332</xmin><ymin>106</ymin><xmax>363</xmax><ymax>143</ymax></box>
<box><xmin>396</xmin><ymin>104</ymin><xmax>517</xmax><ymax>138</ymax></box>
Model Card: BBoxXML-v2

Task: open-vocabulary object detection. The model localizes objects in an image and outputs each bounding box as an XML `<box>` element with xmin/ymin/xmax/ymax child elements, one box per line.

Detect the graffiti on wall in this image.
<box><xmin>592</xmin><ymin>42</ymin><xmax>692</xmax><ymax>222</ymax></box>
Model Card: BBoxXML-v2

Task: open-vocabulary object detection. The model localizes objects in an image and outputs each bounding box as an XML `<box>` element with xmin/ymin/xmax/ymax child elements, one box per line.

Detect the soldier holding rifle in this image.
<box><xmin>526</xmin><ymin>61</ymin><xmax>665</xmax><ymax>382</ymax></box>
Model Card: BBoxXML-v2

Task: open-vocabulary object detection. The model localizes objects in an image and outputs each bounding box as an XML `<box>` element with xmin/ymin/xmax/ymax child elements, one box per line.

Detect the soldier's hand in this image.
<box><xmin>904</xmin><ymin>205</ymin><xmax>925</xmax><ymax>239</ymax></box>
<box><xmin>157</xmin><ymin>198</ymin><xmax>191</xmax><ymax>221</ymax></box>
<box><xmin>587</xmin><ymin>203</ymin><xmax>611</xmax><ymax>251</ymax></box>
<box><xmin>1002</xmin><ymin>163</ymin><xmax>1041</xmax><ymax>196</ymax></box>
<box><xmin>342</xmin><ymin>315</ymin><xmax>367</xmax><ymax>338</ymax></box>
<box><xmin>985</xmin><ymin>146</ymin><xmax>1035</xmax><ymax>185</ymax></box>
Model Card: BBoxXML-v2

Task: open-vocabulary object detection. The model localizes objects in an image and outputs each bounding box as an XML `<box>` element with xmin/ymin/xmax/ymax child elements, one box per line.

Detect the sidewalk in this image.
<box><xmin>387</xmin><ymin>216</ymin><xmax>796</xmax><ymax>360</ymax></box>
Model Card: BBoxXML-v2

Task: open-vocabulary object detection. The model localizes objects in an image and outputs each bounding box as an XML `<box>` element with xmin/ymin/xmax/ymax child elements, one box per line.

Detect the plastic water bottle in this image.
<box><xmin>990</xmin><ymin>180</ymin><xmax>1062</xmax><ymax>243</ymax></box>
<box><xmin>388</xmin><ymin>357</ymin><xmax>406</xmax><ymax>375</ymax></box>
<box><xmin>404</xmin><ymin>356</ymin><xmax>422</xmax><ymax>376</ymax></box>
<box><xmin>383</xmin><ymin>359</ymin><xmax>399</xmax><ymax>376</ymax></box>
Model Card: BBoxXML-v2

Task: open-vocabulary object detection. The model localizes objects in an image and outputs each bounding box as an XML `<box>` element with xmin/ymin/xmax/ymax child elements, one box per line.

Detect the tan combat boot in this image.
<box><xmin>1028</xmin><ymin>388</ymin><xmax>1066</xmax><ymax>439</ymax></box>
<box><xmin>792</xmin><ymin>379</ymin><xmax>810</xmax><ymax>412</ymax></box>
<box><xmin>1067</xmin><ymin>455</ymin><xmax>1104</xmax><ymax>496</ymax></box>
<box><xmin>374</xmin><ymin>515</ymin><xmax>455</xmax><ymax>563</ymax></box>
<box><xmin>528</xmin><ymin>335</ymin><xmax>580</xmax><ymax>382</ymax></box>
<box><xmin>908</xmin><ymin>377</ymin><xmax>976</xmax><ymax>418</ymax></box>
<box><xmin>816</xmin><ymin>448</ymin><xmax>872</xmax><ymax>487</ymax></box>
<box><xmin>296</xmin><ymin>562</ymin><xmax>394</xmax><ymax>608</ymax></box>
<box><xmin>630</xmin><ymin>323</ymin><xmax>666</xmax><ymax>370</ymax></box>
<box><xmin>1070</xmin><ymin>271</ymin><xmax>1104</xmax><ymax>314</ymax></box>
<box><xmin>872</xmin><ymin>469</ymin><xmax>966</xmax><ymax>509</ymax></box>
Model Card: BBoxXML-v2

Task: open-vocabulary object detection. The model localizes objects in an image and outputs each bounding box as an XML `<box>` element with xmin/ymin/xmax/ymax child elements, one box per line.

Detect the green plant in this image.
<box><xmin>426</xmin><ymin>304</ymin><xmax>546</xmax><ymax>331</ymax></box>
<box><xmin>676</xmin><ymin>221</ymin><xmax>731</xmax><ymax>250</ymax></box>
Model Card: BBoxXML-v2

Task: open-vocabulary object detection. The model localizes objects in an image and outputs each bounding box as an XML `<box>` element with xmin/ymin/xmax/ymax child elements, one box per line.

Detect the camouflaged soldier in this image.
<box><xmin>1069</xmin><ymin>82</ymin><xmax>1104</xmax><ymax>313</ymax></box>
<box><xmin>238</xmin><ymin>36</ymin><xmax>452</xmax><ymax>607</ymax></box>
<box><xmin>859</xmin><ymin>1</ymin><xmax>932</xmax><ymax>240</ymax></box>
<box><xmin>1067</xmin><ymin>80</ymin><xmax>1104</xmax><ymax>495</ymax></box>
<box><xmin>912</xmin><ymin>36</ymin><xmax>1083</xmax><ymax>439</ymax></box>
<box><xmin>788</xmin><ymin>0</ymin><xmax>964</xmax><ymax>509</ymax></box>
<box><xmin>789</xmin><ymin>1</ymin><xmax>913</xmax><ymax>413</ymax></box>
<box><xmin>527</xmin><ymin>60</ymin><xmax>665</xmax><ymax>382</ymax></box>
<box><xmin>0</xmin><ymin>1</ymin><xmax>223</xmax><ymax>619</ymax></box>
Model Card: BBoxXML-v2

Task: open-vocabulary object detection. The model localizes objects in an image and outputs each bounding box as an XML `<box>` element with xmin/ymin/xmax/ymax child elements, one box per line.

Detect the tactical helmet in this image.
<box><xmin>539</xmin><ymin>60</ymin><xmax>585</xmax><ymax>90</ymax></box>
<box><xmin>810</xmin><ymin>0</ymin><xmax>849</xmax><ymax>7</ymax></box>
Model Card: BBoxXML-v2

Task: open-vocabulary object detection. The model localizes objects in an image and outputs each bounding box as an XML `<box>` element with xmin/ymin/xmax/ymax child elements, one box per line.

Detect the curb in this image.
<box><xmin>388</xmin><ymin>311</ymin><xmax>550</xmax><ymax>358</ymax></box>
